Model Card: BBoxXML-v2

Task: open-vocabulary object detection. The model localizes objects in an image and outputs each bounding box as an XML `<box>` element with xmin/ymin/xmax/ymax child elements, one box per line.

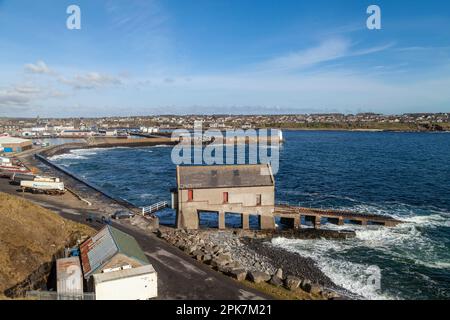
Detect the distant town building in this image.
<box><xmin>60</xmin><ymin>130</ymin><xmax>94</xmax><ymax>137</ymax></box>
<box><xmin>0</xmin><ymin>136</ymin><xmax>33</xmax><ymax>153</ymax></box>
<box><xmin>172</xmin><ymin>164</ymin><xmax>276</xmax><ymax>230</ymax></box>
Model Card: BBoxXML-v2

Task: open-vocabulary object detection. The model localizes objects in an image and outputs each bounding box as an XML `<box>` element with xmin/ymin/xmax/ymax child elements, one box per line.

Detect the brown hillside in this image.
<box><xmin>0</xmin><ymin>192</ymin><xmax>94</xmax><ymax>295</ymax></box>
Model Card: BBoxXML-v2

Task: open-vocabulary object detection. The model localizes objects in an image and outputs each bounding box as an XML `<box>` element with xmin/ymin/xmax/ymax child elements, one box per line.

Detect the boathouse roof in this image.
<box><xmin>79</xmin><ymin>225</ymin><xmax>149</xmax><ymax>279</ymax></box>
<box><xmin>177</xmin><ymin>164</ymin><xmax>274</xmax><ymax>190</ymax></box>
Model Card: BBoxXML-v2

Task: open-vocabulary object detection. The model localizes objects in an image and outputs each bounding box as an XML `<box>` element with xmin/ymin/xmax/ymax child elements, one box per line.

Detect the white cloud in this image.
<box><xmin>0</xmin><ymin>85</ymin><xmax>40</xmax><ymax>107</ymax></box>
<box><xmin>14</xmin><ymin>85</ymin><xmax>41</xmax><ymax>94</ymax></box>
<box><xmin>259</xmin><ymin>38</ymin><xmax>394</xmax><ymax>72</ymax></box>
<box><xmin>60</xmin><ymin>72</ymin><xmax>122</xmax><ymax>90</ymax></box>
<box><xmin>24</xmin><ymin>60</ymin><xmax>53</xmax><ymax>75</ymax></box>
<box><xmin>0</xmin><ymin>91</ymin><xmax>31</xmax><ymax>107</ymax></box>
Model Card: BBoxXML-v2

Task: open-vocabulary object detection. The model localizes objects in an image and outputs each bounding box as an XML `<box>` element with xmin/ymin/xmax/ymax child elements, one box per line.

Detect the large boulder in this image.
<box><xmin>300</xmin><ymin>279</ymin><xmax>312</xmax><ymax>292</ymax></box>
<box><xmin>275</xmin><ymin>268</ymin><xmax>283</xmax><ymax>279</ymax></box>
<box><xmin>320</xmin><ymin>289</ymin><xmax>341</xmax><ymax>300</ymax></box>
<box><xmin>229</xmin><ymin>269</ymin><xmax>248</xmax><ymax>281</ymax></box>
<box><xmin>269</xmin><ymin>275</ymin><xmax>283</xmax><ymax>287</ymax></box>
<box><xmin>284</xmin><ymin>276</ymin><xmax>301</xmax><ymax>290</ymax></box>
<box><xmin>218</xmin><ymin>264</ymin><xmax>233</xmax><ymax>274</ymax></box>
<box><xmin>192</xmin><ymin>250</ymin><xmax>203</xmax><ymax>261</ymax></box>
<box><xmin>211</xmin><ymin>254</ymin><xmax>231</xmax><ymax>268</ymax></box>
<box><xmin>310</xmin><ymin>284</ymin><xmax>322</xmax><ymax>296</ymax></box>
<box><xmin>203</xmin><ymin>254</ymin><xmax>213</xmax><ymax>264</ymax></box>
<box><xmin>187</xmin><ymin>245</ymin><xmax>198</xmax><ymax>254</ymax></box>
<box><xmin>248</xmin><ymin>271</ymin><xmax>271</xmax><ymax>284</ymax></box>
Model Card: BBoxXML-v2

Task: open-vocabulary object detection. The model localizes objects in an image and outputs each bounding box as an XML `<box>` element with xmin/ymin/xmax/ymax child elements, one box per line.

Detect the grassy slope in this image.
<box><xmin>0</xmin><ymin>192</ymin><xmax>94</xmax><ymax>295</ymax></box>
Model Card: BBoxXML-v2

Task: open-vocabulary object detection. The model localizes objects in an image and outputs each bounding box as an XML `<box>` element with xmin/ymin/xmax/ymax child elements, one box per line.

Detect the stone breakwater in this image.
<box><xmin>157</xmin><ymin>228</ymin><xmax>344</xmax><ymax>300</ymax></box>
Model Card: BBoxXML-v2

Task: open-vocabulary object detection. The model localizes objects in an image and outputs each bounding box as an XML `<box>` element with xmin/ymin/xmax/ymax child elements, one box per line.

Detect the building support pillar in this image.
<box><xmin>241</xmin><ymin>214</ymin><xmax>249</xmax><ymax>230</ymax></box>
<box><xmin>218</xmin><ymin>211</ymin><xmax>226</xmax><ymax>230</ymax></box>
<box><xmin>260</xmin><ymin>215</ymin><xmax>275</xmax><ymax>230</ymax></box>
<box><xmin>176</xmin><ymin>209</ymin><xmax>199</xmax><ymax>230</ymax></box>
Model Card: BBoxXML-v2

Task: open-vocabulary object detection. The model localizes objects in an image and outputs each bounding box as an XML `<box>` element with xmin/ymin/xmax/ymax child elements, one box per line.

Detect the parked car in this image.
<box><xmin>112</xmin><ymin>210</ymin><xmax>135</xmax><ymax>220</ymax></box>
<box><xmin>101</xmin><ymin>216</ymin><xmax>112</xmax><ymax>225</ymax></box>
<box><xmin>86</xmin><ymin>214</ymin><xmax>111</xmax><ymax>225</ymax></box>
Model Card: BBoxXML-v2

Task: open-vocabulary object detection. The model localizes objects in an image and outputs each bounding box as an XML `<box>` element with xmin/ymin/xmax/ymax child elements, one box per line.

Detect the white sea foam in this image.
<box><xmin>271</xmin><ymin>237</ymin><xmax>397</xmax><ymax>300</ymax></box>
<box><xmin>49</xmin><ymin>147</ymin><xmax>119</xmax><ymax>161</ymax></box>
<box><xmin>49</xmin><ymin>153</ymin><xmax>88</xmax><ymax>161</ymax></box>
<box><xmin>271</xmin><ymin>204</ymin><xmax>450</xmax><ymax>300</ymax></box>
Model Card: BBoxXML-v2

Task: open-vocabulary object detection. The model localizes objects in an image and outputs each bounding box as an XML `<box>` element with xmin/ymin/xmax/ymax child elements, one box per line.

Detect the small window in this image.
<box><xmin>256</xmin><ymin>194</ymin><xmax>262</xmax><ymax>206</ymax></box>
<box><xmin>223</xmin><ymin>192</ymin><xmax>229</xmax><ymax>204</ymax></box>
<box><xmin>188</xmin><ymin>189</ymin><xmax>193</xmax><ymax>201</ymax></box>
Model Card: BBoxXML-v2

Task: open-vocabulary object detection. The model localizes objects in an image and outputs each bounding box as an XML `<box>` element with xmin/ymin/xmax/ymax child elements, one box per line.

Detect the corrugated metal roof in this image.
<box><xmin>93</xmin><ymin>264</ymin><xmax>156</xmax><ymax>284</ymax></box>
<box><xmin>177</xmin><ymin>164</ymin><xmax>274</xmax><ymax>189</ymax></box>
<box><xmin>109</xmin><ymin>227</ymin><xmax>149</xmax><ymax>265</ymax></box>
<box><xmin>80</xmin><ymin>226</ymin><xmax>149</xmax><ymax>279</ymax></box>
<box><xmin>80</xmin><ymin>227</ymin><xmax>119</xmax><ymax>278</ymax></box>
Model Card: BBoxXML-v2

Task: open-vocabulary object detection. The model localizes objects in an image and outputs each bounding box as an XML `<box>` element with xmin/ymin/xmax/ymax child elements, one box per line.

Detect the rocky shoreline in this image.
<box><xmin>157</xmin><ymin>227</ymin><xmax>349</xmax><ymax>300</ymax></box>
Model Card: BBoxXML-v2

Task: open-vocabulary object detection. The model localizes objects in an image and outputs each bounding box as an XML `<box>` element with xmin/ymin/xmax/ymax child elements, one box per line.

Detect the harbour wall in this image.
<box><xmin>34</xmin><ymin>150</ymin><xmax>140</xmax><ymax>213</ymax></box>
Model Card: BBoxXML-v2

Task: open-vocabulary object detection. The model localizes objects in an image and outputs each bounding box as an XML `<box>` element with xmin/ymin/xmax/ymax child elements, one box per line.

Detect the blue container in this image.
<box><xmin>70</xmin><ymin>248</ymin><xmax>80</xmax><ymax>257</ymax></box>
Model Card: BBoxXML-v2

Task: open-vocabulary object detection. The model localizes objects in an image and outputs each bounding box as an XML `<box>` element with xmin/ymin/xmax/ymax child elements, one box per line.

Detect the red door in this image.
<box><xmin>188</xmin><ymin>189</ymin><xmax>193</xmax><ymax>201</ymax></box>
<box><xmin>223</xmin><ymin>192</ymin><xmax>229</xmax><ymax>203</ymax></box>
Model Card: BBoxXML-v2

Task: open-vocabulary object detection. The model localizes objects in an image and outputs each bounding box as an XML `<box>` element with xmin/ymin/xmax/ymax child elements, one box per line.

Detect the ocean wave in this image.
<box><xmin>270</xmin><ymin>237</ymin><xmax>397</xmax><ymax>300</ymax></box>
<box><xmin>271</xmin><ymin>202</ymin><xmax>450</xmax><ymax>299</ymax></box>
<box><xmin>49</xmin><ymin>153</ymin><xmax>88</xmax><ymax>161</ymax></box>
<box><xmin>49</xmin><ymin>147</ymin><xmax>122</xmax><ymax>161</ymax></box>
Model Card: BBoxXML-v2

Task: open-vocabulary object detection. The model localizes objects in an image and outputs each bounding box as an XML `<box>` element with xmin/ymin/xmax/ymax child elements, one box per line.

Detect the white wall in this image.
<box><xmin>94</xmin><ymin>273</ymin><xmax>157</xmax><ymax>300</ymax></box>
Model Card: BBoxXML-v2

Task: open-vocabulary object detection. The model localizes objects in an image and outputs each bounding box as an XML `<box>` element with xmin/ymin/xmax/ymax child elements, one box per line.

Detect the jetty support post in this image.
<box><xmin>313</xmin><ymin>216</ymin><xmax>321</xmax><ymax>229</ymax></box>
<box><xmin>294</xmin><ymin>216</ymin><xmax>302</xmax><ymax>230</ymax></box>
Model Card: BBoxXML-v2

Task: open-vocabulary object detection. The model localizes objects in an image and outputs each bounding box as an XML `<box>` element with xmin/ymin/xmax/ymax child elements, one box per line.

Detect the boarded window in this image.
<box><xmin>188</xmin><ymin>189</ymin><xmax>193</xmax><ymax>201</ymax></box>
<box><xmin>256</xmin><ymin>194</ymin><xmax>262</xmax><ymax>206</ymax></box>
<box><xmin>223</xmin><ymin>192</ymin><xmax>229</xmax><ymax>203</ymax></box>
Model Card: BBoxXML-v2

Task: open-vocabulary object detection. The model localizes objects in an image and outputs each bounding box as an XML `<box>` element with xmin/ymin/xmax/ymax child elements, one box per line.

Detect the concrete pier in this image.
<box><xmin>275</xmin><ymin>205</ymin><xmax>401</xmax><ymax>228</ymax></box>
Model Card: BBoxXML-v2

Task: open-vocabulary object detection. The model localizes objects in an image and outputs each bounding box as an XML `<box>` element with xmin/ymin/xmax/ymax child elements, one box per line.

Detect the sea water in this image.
<box><xmin>49</xmin><ymin>131</ymin><xmax>450</xmax><ymax>299</ymax></box>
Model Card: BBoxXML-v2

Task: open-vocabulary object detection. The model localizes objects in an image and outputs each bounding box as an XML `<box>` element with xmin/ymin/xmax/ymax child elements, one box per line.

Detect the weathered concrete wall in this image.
<box><xmin>176</xmin><ymin>186</ymin><xmax>275</xmax><ymax>230</ymax></box>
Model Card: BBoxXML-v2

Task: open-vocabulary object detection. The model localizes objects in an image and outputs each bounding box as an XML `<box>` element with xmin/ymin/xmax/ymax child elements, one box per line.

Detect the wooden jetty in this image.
<box><xmin>274</xmin><ymin>204</ymin><xmax>401</xmax><ymax>229</ymax></box>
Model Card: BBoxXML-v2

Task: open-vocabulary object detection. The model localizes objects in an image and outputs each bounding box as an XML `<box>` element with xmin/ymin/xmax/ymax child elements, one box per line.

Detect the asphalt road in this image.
<box><xmin>0</xmin><ymin>178</ymin><xmax>270</xmax><ymax>300</ymax></box>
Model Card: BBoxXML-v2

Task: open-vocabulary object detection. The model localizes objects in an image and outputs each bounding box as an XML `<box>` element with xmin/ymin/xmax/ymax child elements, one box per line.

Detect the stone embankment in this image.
<box><xmin>157</xmin><ymin>228</ymin><xmax>343</xmax><ymax>300</ymax></box>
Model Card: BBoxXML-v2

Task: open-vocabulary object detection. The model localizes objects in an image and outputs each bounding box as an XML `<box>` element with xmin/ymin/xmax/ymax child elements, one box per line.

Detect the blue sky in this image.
<box><xmin>0</xmin><ymin>0</ymin><xmax>450</xmax><ymax>117</ymax></box>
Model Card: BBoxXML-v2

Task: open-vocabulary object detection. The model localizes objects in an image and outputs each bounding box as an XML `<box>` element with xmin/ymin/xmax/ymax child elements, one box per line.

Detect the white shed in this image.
<box><xmin>92</xmin><ymin>264</ymin><xmax>157</xmax><ymax>300</ymax></box>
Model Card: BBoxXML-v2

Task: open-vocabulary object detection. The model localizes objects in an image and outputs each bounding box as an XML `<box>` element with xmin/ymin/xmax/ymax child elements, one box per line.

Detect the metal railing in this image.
<box><xmin>141</xmin><ymin>201</ymin><xmax>169</xmax><ymax>215</ymax></box>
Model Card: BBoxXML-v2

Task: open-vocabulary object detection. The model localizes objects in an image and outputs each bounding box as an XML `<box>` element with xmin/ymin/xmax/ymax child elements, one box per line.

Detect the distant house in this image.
<box><xmin>79</xmin><ymin>226</ymin><xmax>157</xmax><ymax>300</ymax></box>
<box><xmin>172</xmin><ymin>164</ymin><xmax>276</xmax><ymax>230</ymax></box>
